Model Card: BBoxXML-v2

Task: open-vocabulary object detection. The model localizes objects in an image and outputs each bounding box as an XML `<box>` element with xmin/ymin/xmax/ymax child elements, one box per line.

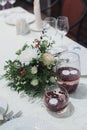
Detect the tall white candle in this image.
<box><xmin>34</xmin><ymin>0</ymin><xmax>43</xmax><ymax>29</ymax></box>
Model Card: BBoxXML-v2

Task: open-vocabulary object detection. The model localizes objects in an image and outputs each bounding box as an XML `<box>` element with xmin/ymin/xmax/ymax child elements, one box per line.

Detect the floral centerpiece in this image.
<box><xmin>3</xmin><ymin>31</ymin><xmax>58</xmax><ymax>97</ymax></box>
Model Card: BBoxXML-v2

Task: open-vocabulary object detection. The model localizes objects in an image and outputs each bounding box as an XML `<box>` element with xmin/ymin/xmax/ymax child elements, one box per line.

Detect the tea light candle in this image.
<box><xmin>49</xmin><ymin>98</ymin><xmax>58</xmax><ymax>105</ymax></box>
<box><xmin>70</xmin><ymin>70</ymin><xmax>77</xmax><ymax>75</ymax></box>
<box><xmin>62</xmin><ymin>70</ymin><xmax>70</xmax><ymax>75</ymax></box>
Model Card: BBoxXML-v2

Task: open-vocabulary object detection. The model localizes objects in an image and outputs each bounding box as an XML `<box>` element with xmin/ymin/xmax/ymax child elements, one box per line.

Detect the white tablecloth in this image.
<box><xmin>0</xmin><ymin>7</ymin><xmax>87</xmax><ymax>130</ymax></box>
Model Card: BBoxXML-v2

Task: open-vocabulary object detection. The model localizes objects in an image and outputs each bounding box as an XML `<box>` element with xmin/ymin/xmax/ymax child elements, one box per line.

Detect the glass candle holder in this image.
<box><xmin>56</xmin><ymin>51</ymin><xmax>81</xmax><ymax>93</ymax></box>
<box><xmin>44</xmin><ymin>84</ymin><xmax>69</xmax><ymax>112</ymax></box>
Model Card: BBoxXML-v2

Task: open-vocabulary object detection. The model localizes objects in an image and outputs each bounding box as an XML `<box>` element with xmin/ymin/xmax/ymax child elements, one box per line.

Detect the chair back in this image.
<box><xmin>61</xmin><ymin>0</ymin><xmax>85</xmax><ymax>25</ymax></box>
<box><xmin>61</xmin><ymin>0</ymin><xmax>87</xmax><ymax>40</ymax></box>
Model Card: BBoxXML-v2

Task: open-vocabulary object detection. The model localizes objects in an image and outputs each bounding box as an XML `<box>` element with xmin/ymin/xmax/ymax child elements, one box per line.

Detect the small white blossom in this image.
<box><xmin>31</xmin><ymin>79</ymin><xmax>39</xmax><ymax>86</ymax></box>
<box><xmin>16</xmin><ymin>82</ymin><xmax>20</xmax><ymax>86</ymax></box>
<box><xmin>46</xmin><ymin>80</ymin><xmax>49</xmax><ymax>83</ymax></box>
<box><xmin>17</xmin><ymin>47</ymin><xmax>37</xmax><ymax>65</ymax></box>
<box><xmin>21</xmin><ymin>81</ymin><xmax>26</xmax><ymax>85</ymax></box>
<box><xmin>50</xmin><ymin>76</ymin><xmax>56</xmax><ymax>83</ymax></box>
<box><xmin>31</xmin><ymin>66</ymin><xmax>37</xmax><ymax>74</ymax></box>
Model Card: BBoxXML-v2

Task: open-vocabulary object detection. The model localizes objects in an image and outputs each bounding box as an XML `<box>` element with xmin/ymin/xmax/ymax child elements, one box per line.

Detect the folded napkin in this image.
<box><xmin>16</xmin><ymin>18</ymin><xmax>30</xmax><ymax>35</ymax></box>
<box><xmin>33</xmin><ymin>0</ymin><xmax>43</xmax><ymax>30</ymax></box>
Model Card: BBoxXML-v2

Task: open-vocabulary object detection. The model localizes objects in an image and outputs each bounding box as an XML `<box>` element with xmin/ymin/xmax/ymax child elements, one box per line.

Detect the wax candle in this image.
<box><xmin>34</xmin><ymin>0</ymin><xmax>43</xmax><ymax>29</ymax></box>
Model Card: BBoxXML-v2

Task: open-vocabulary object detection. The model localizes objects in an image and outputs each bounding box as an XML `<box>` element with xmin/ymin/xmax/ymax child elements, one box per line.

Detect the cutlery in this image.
<box><xmin>3</xmin><ymin>110</ymin><xmax>22</xmax><ymax>122</ymax></box>
<box><xmin>12</xmin><ymin>111</ymin><xmax>22</xmax><ymax>119</ymax></box>
<box><xmin>3</xmin><ymin>111</ymin><xmax>14</xmax><ymax>122</ymax></box>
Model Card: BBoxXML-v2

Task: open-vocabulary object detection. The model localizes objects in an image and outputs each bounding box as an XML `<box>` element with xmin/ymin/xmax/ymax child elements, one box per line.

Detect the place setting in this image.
<box><xmin>5</xmin><ymin>9</ymin><xmax>35</xmax><ymax>26</ymax></box>
<box><xmin>0</xmin><ymin>0</ymin><xmax>39</xmax><ymax>33</ymax></box>
<box><xmin>0</xmin><ymin>95</ymin><xmax>57</xmax><ymax>130</ymax></box>
<box><xmin>0</xmin><ymin>5</ymin><xmax>35</xmax><ymax>36</ymax></box>
<box><xmin>0</xmin><ymin>96</ymin><xmax>22</xmax><ymax>126</ymax></box>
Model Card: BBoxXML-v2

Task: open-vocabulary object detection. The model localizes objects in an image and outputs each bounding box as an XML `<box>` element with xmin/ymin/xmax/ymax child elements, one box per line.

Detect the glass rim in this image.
<box><xmin>57</xmin><ymin>16</ymin><xmax>68</xmax><ymax>20</ymax></box>
<box><xmin>45</xmin><ymin>84</ymin><xmax>69</xmax><ymax>96</ymax></box>
<box><xmin>44</xmin><ymin>17</ymin><xmax>57</xmax><ymax>22</ymax></box>
<box><xmin>58</xmin><ymin>51</ymin><xmax>80</xmax><ymax>63</ymax></box>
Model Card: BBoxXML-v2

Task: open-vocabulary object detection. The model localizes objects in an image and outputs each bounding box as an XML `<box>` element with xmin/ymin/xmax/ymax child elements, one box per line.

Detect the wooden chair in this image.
<box><xmin>60</xmin><ymin>0</ymin><xmax>87</xmax><ymax>47</ymax></box>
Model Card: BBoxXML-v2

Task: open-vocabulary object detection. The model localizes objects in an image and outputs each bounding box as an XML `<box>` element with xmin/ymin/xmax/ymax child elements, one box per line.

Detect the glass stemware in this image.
<box><xmin>0</xmin><ymin>0</ymin><xmax>7</xmax><ymax>10</ymax></box>
<box><xmin>57</xmin><ymin>16</ymin><xmax>69</xmax><ymax>44</ymax></box>
<box><xmin>56</xmin><ymin>16</ymin><xmax>69</xmax><ymax>53</ymax></box>
<box><xmin>43</xmin><ymin>17</ymin><xmax>57</xmax><ymax>41</ymax></box>
<box><xmin>8</xmin><ymin>0</ymin><xmax>16</xmax><ymax>7</ymax></box>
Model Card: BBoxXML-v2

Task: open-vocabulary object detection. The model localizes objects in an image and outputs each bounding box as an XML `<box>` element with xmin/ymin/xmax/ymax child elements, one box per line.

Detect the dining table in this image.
<box><xmin>0</xmin><ymin>6</ymin><xmax>87</xmax><ymax>130</ymax></box>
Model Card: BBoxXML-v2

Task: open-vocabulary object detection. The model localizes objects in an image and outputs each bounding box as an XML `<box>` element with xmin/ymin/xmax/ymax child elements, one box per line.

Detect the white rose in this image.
<box><xmin>31</xmin><ymin>66</ymin><xmax>37</xmax><ymax>74</ymax></box>
<box><xmin>31</xmin><ymin>79</ymin><xmax>38</xmax><ymax>86</ymax></box>
<box><xmin>17</xmin><ymin>47</ymin><xmax>37</xmax><ymax>65</ymax></box>
<box><xmin>42</xmin><ymin>53</ymin><xmax>55</xmax><ymax>66</ymax></box>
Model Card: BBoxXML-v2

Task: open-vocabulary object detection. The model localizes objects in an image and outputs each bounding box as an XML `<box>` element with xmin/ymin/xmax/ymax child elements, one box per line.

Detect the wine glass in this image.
<box><xmin>57</xmin><ymin>16</ymin><xmax>69</xmax><ymax>43</ymax></box>
<box><xmin>56</xmin><ymin>51</ymin><xmax>80</xmax><ymax>94</ymax></box>
<box><xmin>0</xmin><ymin>0</ymin><xmax>7</xmax><ymax>10</ymax></box>
<box><xmin>8</xmin><ymin>0</ymin><xmax>16</xmax><ymax>7</ymax></box>
<box><xmin>56</xmin><ymin>16</ymin><xmax>69</xmax><ymax>52</ymax></box>
<box><xmin>43</xmin><ymin>17</ymin><xmax>57</xmax><ymax>41</ymax></box>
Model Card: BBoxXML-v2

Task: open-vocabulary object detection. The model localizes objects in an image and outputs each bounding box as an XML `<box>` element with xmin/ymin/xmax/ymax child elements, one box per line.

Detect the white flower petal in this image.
<box><xmin>17</xmin><ymin>48</ymin><xmax>37</xmax><ymax>65</ymax></box>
